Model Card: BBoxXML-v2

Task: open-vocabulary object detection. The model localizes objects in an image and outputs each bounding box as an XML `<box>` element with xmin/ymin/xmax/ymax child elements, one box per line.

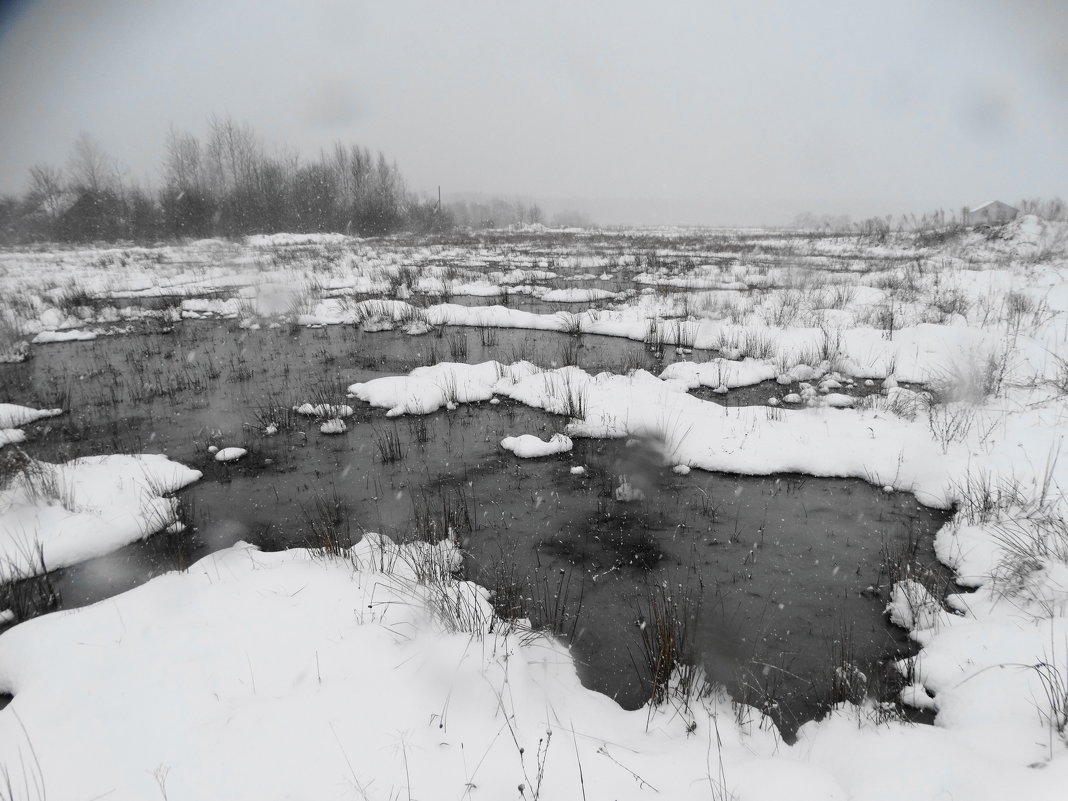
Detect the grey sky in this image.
<box><xmin>0</xmin><ymin>0</ymin><xmax>1065</xmax><ymax>225</ymax></box>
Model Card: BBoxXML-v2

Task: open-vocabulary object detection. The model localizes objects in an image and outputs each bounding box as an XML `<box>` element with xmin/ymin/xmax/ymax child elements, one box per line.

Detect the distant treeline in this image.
<box><xmin>0</xmin><ymin>117</ymin><xmax>453</xmax><ymax>245</ymax></box>
<box><xmin>445</xmin><ymin>196</ymin><xmax>592</xmax><ymax>229</ymax></box>
<box><xmin>792</xmin><ymin>197</ymin><xmax>1068</xmax><ymax>235</ymax></box>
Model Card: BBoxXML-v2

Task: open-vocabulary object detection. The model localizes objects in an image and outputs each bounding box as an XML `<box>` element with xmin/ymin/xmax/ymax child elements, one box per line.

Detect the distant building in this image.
<box><xmin>964</xmin><ymin>201</ymin><xmax>1018</xmax><ymax>226</ymax></box>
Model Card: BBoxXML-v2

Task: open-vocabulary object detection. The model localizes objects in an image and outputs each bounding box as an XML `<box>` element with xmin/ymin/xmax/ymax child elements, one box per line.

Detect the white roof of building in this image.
<box><xmin>971</xmin><ymin>200</ymin><xmax>1017</xmax><ymax>212</ymax></box>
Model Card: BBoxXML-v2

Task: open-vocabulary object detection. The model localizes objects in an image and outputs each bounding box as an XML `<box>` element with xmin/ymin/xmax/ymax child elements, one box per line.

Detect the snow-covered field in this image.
<box><xmin>2</xmin><ymin>218</ymin><xmax>1068</xmax><ymax>799</ymax></box>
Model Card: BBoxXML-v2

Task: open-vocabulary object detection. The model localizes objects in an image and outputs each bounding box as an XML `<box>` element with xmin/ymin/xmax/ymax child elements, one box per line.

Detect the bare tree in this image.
<box><xmin>163</xmin><ymin>126</ymin><xmax>204</xmax><ymax>190</ymax></box>
<box><xmin>205</xmin><ymin>114</ymin><xmax>258</xmax><ymax>194</ymax></box>
<box><xmin>3</xmin><ymin>117</ymin><xmax>434</xmax><ymax>243</ymax></box>
<box><xmin>27</xmin><ymin>164</ymin><xmax>66</xmax><ymax>220</ymax></box>
<box><xmin>67</xmin><ymin>132</ymin><xmax>117</xmax><ymax>193</ymax></box>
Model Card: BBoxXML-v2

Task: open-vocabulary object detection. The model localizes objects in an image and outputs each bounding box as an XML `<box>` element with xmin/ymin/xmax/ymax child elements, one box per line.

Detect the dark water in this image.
<box><xmin>2</xmin><ymin>319</ymin><xmax>951</xmax><ymax>734</ymax></box>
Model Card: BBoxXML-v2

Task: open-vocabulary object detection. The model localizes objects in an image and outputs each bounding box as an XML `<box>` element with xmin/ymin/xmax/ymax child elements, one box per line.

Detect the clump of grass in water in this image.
<box><xmin>480</xmin><ymin>545</ymin><xmax>586</xmax><ymax>639</ymax></box>
<box><xmin>671</xmin><ymin>319</ymin><xmax>699</xmax><ymax>350</ymax></box>
<box><xmin>227</xmin><ymin>355</ymin><xmax>255</xmax><ymax>383</ymax></box>
<box><xmin>250</xmin><ymin>394</ymin><xmax>300</xmax><ymax>433</ymax></box>
<box><xmin>528</xmin><ymin>564</ymin><xmax>585</xmax><ymax>640</ymax></box>
<box><xmin>36</xmin><ymin>376</ymin><xmax>73</xmax><ymax>412</ymax></box>
<box><xmin>630</xmin><ymin>581</ymin><xmax>702</xmax><ymax>706</ymax></box>
<box><xmin>373</xmin><ymin>424</ymin><xmax>404</xmax><ymax>463</ymax></box>
<box><xmin>0</xmin><ymin>540</ymin><xmax>60</xmax><ymax>624</ymax></box>
<box><xmin>734</xmin><ymin>654</ymin><xmax>800</xmax><ymax>734</ymax></box>
<box><xmin>407</xmin><ymin>416</ymin><xmax>430</xmax><ymax>445</ymax></box>
<box><xmin>555</xmin><ymin>337</ymin><xmax>580</xmax><ymax>367</ymax></box>
<box><xmin>417</xmin><ymin>341</ymin><xmax>442</xmax><ymax>367</ymax></box>
<box><xmin>645</xmin><ymin>319</ymin><xmax>665</xmax><ymax>358</ymax></box>
<box><xmin>411</xmin><ymin>485</ymin><xmax>475</xmax><ymax>545</ymax></box>
<box><xmin>692</xmin><ymin>486</ymin><xmax>720</xmax><ymax>521</ymax></box>
<box><xmin>302</xmin><ymin>489</ymin><xmax>356</xmax><ymax>558</ymax></box>
<box><xmin>557</xmin><ymin>311</ymin><xmax>583</xmax><ymax>336</ymax></box>
<box><xmin>302</xmin><ymin>378</ymin><xmax>348</xmax><ymax>416</ymax></box>
<box><xmin>163</xmin><ymin>494</ymin><xmax>202</xmax><ymax>573</ymax></box>
<box><xmin>618</xmin><ymin>345</ymin><xmax>650</xmax><ymax>375</ymax></box>
<box><xmin>876</xmin><ymin>521</ymin><xmax>950</xmax><ymax>601</ymax></box>
<box><xmin>481</xmin><ymin>545</ymin><xmax>528</xmax><ymax>622</ymax></box>
<box><xmin>477</xmin><ymin>323</ymin><xmax>498</xmax><ymax>347</ymax></box>
<box><xmin>447</xmin><ymin>330</ymin><xmax>468</xmax><ymax>361</ymax></box>
<box><xmin>826</xmin><ymin>621</ymin><xmax>867</xmax><ymax>707</ymax></box>
<box><xmin>505</xmin><ymin>338</ymin><xmax>536</xmax><ymax>364</ymax></box>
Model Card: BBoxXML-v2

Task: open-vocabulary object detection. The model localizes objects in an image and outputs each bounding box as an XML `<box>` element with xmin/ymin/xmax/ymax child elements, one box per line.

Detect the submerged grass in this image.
<box><xmin>373</xmin><ymin>424</ymin><xmax>404</xmax><ymax>463</ymax></box>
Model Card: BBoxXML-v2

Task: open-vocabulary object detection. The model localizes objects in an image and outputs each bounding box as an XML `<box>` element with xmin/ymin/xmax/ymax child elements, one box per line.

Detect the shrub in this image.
<box><xmin>929</xmin><ymin>343</ymin><xmax>1013</xmax><ymax>403</ymax></box>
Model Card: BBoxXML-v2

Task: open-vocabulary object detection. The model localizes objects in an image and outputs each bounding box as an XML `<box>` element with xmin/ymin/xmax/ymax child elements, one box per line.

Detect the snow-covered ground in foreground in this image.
<box><xmin>0</xmin><ymin>454</ymin><xmax>201</xmax><ymax>578</ymax></box>
<box><xmin>4</xmin><ymin>219</ymin><xmax>1068</xmax><ymax>799</ymax></box>
<box><xmin>0</xmin><ymin>536</ymin><xmax>1065</xmax><ymax>801</ymax></box>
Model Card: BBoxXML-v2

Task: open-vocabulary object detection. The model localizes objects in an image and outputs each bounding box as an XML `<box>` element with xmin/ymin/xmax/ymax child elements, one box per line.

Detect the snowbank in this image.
<box><xmin>0</xmin><ymin>454</ymin><xmax>201</xmax><ymax>577</ymax></box>
<box><xmin>294</xmin><ymin>403</ymin><xmax>354</xmax><ymax>418</ymax></box>
<box><xmin>539</xmin><ymin>287</ymin><xmax>618</xmax><ymax>303</ymax></box>
<box><xmin>0</xmin><ymin>404</ymin><xmax>63</xmax><ymax>429</ymax></box>
<box><xmin>2</xmin><ymin>534</ymin><xmax>1065</xmax><ymax>800</ymax></box>
<box><xmin>31</xmin><ymin>330</ymin><xmax>98</xmax><ymax>343</ymax></box>
<box><xmin>0</xmin><ymin>429</ymin><xmax>26</xmax><ymax>448</ymax></box>
<box><xmin>0</xmin><ymin>537</ymin><xmax>831</xmax><ymax>801</ymax></box>
<box><xmin>350</xmin><ymin>361</ymin><xmax>964</xmax><ymax>505</ymax></box>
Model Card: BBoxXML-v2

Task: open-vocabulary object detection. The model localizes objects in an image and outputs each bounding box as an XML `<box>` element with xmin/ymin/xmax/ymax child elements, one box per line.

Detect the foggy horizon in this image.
<box><xmin>1</xmin><ymin>0</ymin><xmax>1066</xmax><ymax>226</ymax></box>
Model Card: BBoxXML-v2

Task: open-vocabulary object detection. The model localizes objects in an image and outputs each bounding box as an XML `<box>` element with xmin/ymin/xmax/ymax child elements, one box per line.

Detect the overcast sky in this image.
<box><xmin>0</xmin><ymin>0</ymin><xmax>1065</xmax><ymax>225</ymax></box>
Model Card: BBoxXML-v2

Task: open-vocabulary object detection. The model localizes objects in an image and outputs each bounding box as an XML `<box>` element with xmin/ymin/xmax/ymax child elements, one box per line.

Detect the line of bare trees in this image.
<box><xmin>0</xmin><ymin>117</ymin><xmax>451</xmax><ymax>244</ymax></box>
<box><xmin>793</xmin><ymin>197</ymin><xmax>1068</xmax><ymax>238</ymax></box>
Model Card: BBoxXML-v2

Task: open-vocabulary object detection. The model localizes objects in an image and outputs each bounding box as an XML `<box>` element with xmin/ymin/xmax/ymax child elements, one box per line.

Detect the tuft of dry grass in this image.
<box><xmin>0</xmin><ymin>539</ymin><xmax>60</xmax><ymax>624</ymax></box>
<box><xmin>631</xmin><ymin>582</ymin><xmax>703</xmax><ymax>706</ymax></box>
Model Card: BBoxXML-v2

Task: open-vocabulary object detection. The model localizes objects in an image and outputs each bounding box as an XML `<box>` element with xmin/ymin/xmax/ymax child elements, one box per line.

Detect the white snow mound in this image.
<box><xmin>500</xmin><ymin>432</ymin><xmax>573</xmax><ymax>458</ymax></box>
<box><xmin>0</xmin><ymin>454</ymin><xmax>201</xmax><ymax>576</ymax></box>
